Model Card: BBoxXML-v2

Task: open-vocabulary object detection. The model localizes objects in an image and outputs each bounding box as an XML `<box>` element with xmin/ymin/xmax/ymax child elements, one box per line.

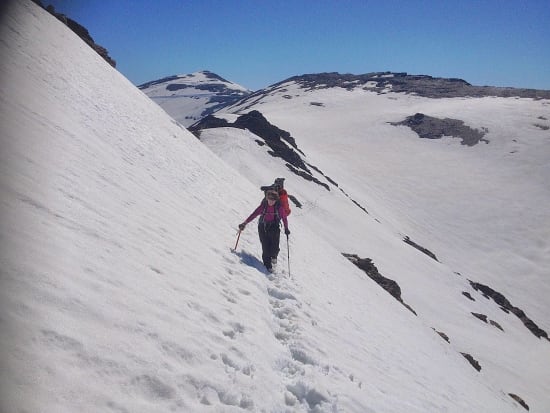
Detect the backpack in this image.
<box><xmin>278</xmin><ymin>189</ymin><xmax>291</xmax><ymax>216</ymax></box>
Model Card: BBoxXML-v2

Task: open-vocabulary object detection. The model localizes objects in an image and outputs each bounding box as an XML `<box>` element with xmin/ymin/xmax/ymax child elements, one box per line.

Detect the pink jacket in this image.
<box><xmin>244</xmin><ymin>202</ymin><xmax>289</xmax><ymax>230</ymax></box>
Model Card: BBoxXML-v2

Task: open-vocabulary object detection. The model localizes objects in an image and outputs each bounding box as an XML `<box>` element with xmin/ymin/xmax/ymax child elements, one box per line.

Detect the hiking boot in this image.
<box><xmin>271</xmin><ymin>257</ymin><xmax>277</xmax><ymax>266</ymax></box>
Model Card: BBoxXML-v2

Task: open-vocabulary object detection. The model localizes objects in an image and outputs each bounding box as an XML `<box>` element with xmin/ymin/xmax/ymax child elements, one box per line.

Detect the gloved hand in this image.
<box><xmin>238</xmin><ymin>223</ymin><xmax>246</xmax><ymax>231</ymax></box>
<box><xmin>285</xmin><ymin>228</ymin><xmax>290</xmax><ymax>235</ymax></box>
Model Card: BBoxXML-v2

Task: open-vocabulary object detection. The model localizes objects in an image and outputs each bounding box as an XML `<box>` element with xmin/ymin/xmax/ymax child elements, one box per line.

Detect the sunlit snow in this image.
<box><xmin>1</xmin><ymin>1</ymin><xmax>549</xmax><ymax>412</ymax></box>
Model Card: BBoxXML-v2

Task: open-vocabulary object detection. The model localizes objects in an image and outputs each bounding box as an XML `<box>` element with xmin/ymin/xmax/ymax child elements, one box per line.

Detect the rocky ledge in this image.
<box><xmin>343</xmin><ymin>253</ymin><xmax>417</xmax><ymax>315</ymax></box>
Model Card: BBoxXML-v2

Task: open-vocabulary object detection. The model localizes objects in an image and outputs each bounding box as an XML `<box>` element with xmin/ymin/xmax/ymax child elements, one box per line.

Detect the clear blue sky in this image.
<box><xmin>48</xmin><ymin>0</ymin><xmax>550</xmax><ymax>91</ymax></box>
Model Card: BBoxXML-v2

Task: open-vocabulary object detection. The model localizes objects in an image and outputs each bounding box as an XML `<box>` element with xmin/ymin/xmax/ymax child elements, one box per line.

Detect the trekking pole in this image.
<box><xmin>286</xmin><ymin>233</ymin><xmax>291</xmax><ymax>277</ymax></box>
<box><xmin>232</xmin><ymin>229</ymin><xmax>242</xmax><ymax>252</ymax></box>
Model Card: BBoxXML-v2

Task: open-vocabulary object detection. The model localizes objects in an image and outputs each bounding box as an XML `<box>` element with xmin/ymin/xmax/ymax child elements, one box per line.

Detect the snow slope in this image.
<box><xmin>139</xmin><ymin>71</ymin><xmax>251</xmax><ymax>127</ymax></box>
<box><xmin>1</xmin><ymin>1</ymin><xmax>548</xmax><ymax>413</ymax></box>
<box><xmin>199</xmin><ymin>80</ymin><xmax>550</xmax><ymax>409</ymax></box>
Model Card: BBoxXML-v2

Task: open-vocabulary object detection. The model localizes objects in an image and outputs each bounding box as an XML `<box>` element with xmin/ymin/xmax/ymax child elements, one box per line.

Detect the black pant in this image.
<box><xmin>258</xmin><ymin>222</ymin><xmax>280</xmax><ymax>269</ymax></box>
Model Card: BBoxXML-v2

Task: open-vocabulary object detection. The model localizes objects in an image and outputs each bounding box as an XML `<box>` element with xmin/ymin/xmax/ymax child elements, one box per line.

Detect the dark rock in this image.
<box><xmin>337</xmin><ymin>187</ymin><xmax>370</xmax><ymax>215</ymax></box>
<box><xmin>508</xmin><ymin>393</ymin><xmax>529</xmax><ymax>411</ymax></box>
<box><xmin>433</xmin><ymin>329</ymin><xmax>450</xmax><ymax>343</ymax></box>
<box><xmin>391</xmin><ymin>113</ymin><xmax>489</xmax><ymax>146</ymax></box>
<box><xmin>191</xmin><ymin>114</ymin><xmax>230</xmax><ymax>132</ymax></box>
<box><xmin>471</xmin><ymin>312</ymin><xmax>488</xmax><ymax>323</ymax></box>
<box><xmin>343</xmin><ymin>253</ymin><xmax>416</xmax><ymax>315</ymax></box>
<box><xmin>470</xmin><ymin>281</ymin><xmax>548</xmax><ymax>340</ymax></box>
<box><xmin>489</xmin><ymin>320</ymin><xmax>504</xmax><ymax>331</ymax></box>
<box><xmin>471</xmin><ymin>312</ymin><xmax>504</xmax><ymax>331</ymax></box>
<box><xmin>284</xmin><ymin>163</ymin><xmax>329</xmax><ymax>191</ymax></box>
<box><xmin>462</xmin><ymin>291</ymin><xmax>475</xmax><ymax>301</ymax></box>
<box><xmin>324</xmin><ymin>175</ymin><xmax>339</xmax><ymax>187</ymax></box>
<box><xmin>460</xmin><ymin>353</ymin><xmax>481</xmax><ymax>371</ymax></box>
<box><xmin>403</xmin><ymin>236</ymin><xmax>438</xmax><ymax>261</ymax></box>
<box><xmin>165</xmin><ymin>83</ymin><xmax>191</xmax><ymax>92</ymax></box>
<box><xmin>351</xmin><ymin>199</ymin><xmax>369</xmax><ymax>215</ymax></box>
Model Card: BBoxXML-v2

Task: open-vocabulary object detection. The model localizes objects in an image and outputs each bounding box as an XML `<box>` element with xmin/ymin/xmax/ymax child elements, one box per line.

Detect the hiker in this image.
<box><xmin>239</xmin><ymin>187</ymin><xmax>290</xmax><ymax>272</ymax></box>
<box><xmin>261</xmin><ymin>178</ymin><xmax>291</xmax><ymax>215</ymax></box>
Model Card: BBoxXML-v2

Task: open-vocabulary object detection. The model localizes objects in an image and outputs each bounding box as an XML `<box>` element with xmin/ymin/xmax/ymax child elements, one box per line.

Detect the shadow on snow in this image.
<box><xmin>233</xmin><ymin>249</ymin><xmax>268</xmax><ymax>274</ymax></box>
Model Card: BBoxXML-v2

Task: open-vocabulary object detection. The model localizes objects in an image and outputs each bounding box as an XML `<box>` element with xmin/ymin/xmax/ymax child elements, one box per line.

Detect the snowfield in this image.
<box><xmin>1</xmin><ymin>1</ymin><xmax>549</xmax><ymax>412</ymax></box>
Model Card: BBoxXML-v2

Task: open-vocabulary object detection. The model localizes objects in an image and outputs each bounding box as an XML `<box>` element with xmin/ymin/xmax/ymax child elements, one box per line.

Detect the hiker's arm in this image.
<box><xmin>243</xmin><ymin>204</ymin><xmax>263</xmax><ymax>225</ymax></box>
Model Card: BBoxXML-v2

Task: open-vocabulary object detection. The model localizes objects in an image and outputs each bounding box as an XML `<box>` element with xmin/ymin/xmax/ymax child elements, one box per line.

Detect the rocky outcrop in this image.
<box><xmin>391</xmin><ymin>113</ymin><xmax>489</xmax><ymax>146</ymax></box>
<box><xmin>460</xmin><ymin>353</ymin><xmax>481</xmax><ymax>372</ymax></box>
<box><xmin>343</xmin><ymin>253</ymin><xmax>416</xmax><ymax>315</ymax></box>
<box><xmin>471</xmin><ymin>312</ymin><xmax>488</xmax><ymax>323</ymax></box>
<box><xmin>433</xmin><ymin>329</ymin><xmax>450</xmax><ymax>343</ymax></box>
<box><xmin>191</xmin><ymin>111</ymin><xmax>373</xmax><ymax>215</ymax></box>
<box><xmin>403</xmin><ymin>236</ymin><xmax>438</xmax><ymax>261</ymax></box>
<box><xmin>470</xmin><ymin>313</ymin><xmax>504</xmax><ymax>331</ymax></box>
<box><xmin>191</xmin><ymin>111</ymin><xmax>336</xmax><ymax>191</ymax></box>
<box><xmin>462</xmin><ymin>291</ymin><xmax>475</xmax><ymax>301</ymax></box>
<box><xmin>469</xmin><ymin>281</ymin><xmax>548</xmax><ymax>340</ymax></box>
<box><xmin>509</xmin><ymin>393</ymin><xmax>529</xmax><ymax>411</ymax></box>
<box><xmin>232</xmin><ymin>111</ymin><xmax>304</xmax><ymax>158</ymax></box>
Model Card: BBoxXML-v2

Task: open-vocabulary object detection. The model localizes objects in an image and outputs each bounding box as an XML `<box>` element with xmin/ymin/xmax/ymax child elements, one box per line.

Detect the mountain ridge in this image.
<box><xmin>272</xmin><ymin>71</ymin><xmax>550</xmax><ymax>98</ymax></box>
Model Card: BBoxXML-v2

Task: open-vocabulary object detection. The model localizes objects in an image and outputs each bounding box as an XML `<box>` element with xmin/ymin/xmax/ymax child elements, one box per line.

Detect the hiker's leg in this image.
<box><xmin>272</xmin><ymin>227</ymin><xmax>281</xmax><ymax>259</ymax></box>
<box><xmin>258</xmin><ymin>225</ymin><xmax>271</xmax><ymax>268</ymax></box>
<box><xmin>266</xmin><ymin>226</ymin><xmax>280</xmax><ymax>260</ymax></box>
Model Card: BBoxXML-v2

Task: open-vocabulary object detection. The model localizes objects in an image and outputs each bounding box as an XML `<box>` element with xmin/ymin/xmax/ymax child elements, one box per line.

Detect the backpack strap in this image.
<box><xmin>259</xmin><ymin>199</ymin><xmax>281</xmax><ymax>225</ymax></box>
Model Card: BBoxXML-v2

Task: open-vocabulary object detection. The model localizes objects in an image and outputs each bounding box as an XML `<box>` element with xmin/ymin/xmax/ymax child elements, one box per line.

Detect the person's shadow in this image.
<box><xmin>233</xmin><ymin>249</ymin><xmax>268</xmax><ymax>274</ymax></box>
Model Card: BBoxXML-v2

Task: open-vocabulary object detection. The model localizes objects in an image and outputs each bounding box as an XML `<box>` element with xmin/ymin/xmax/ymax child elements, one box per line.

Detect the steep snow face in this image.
<box><xmin>139</xmin><ymin>71</ymin><xmax>251</xmax><ymax>127</ymax></box>
<box><xmin>1</xmin><ymin>2</ymin><xmax>548</xmax><ymax>413</ymax></box>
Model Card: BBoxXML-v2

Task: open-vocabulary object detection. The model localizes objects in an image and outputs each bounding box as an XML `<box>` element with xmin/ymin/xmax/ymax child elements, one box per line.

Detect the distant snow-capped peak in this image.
<box><xmin>139</xmin><ymin>70</ymin><xmax>252</xmax><ymax>127</ymax></box>
<box><xmin>138</xmin><ymin>70</ymin><xmax>250</xmax><ymax>95</ymax></box>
